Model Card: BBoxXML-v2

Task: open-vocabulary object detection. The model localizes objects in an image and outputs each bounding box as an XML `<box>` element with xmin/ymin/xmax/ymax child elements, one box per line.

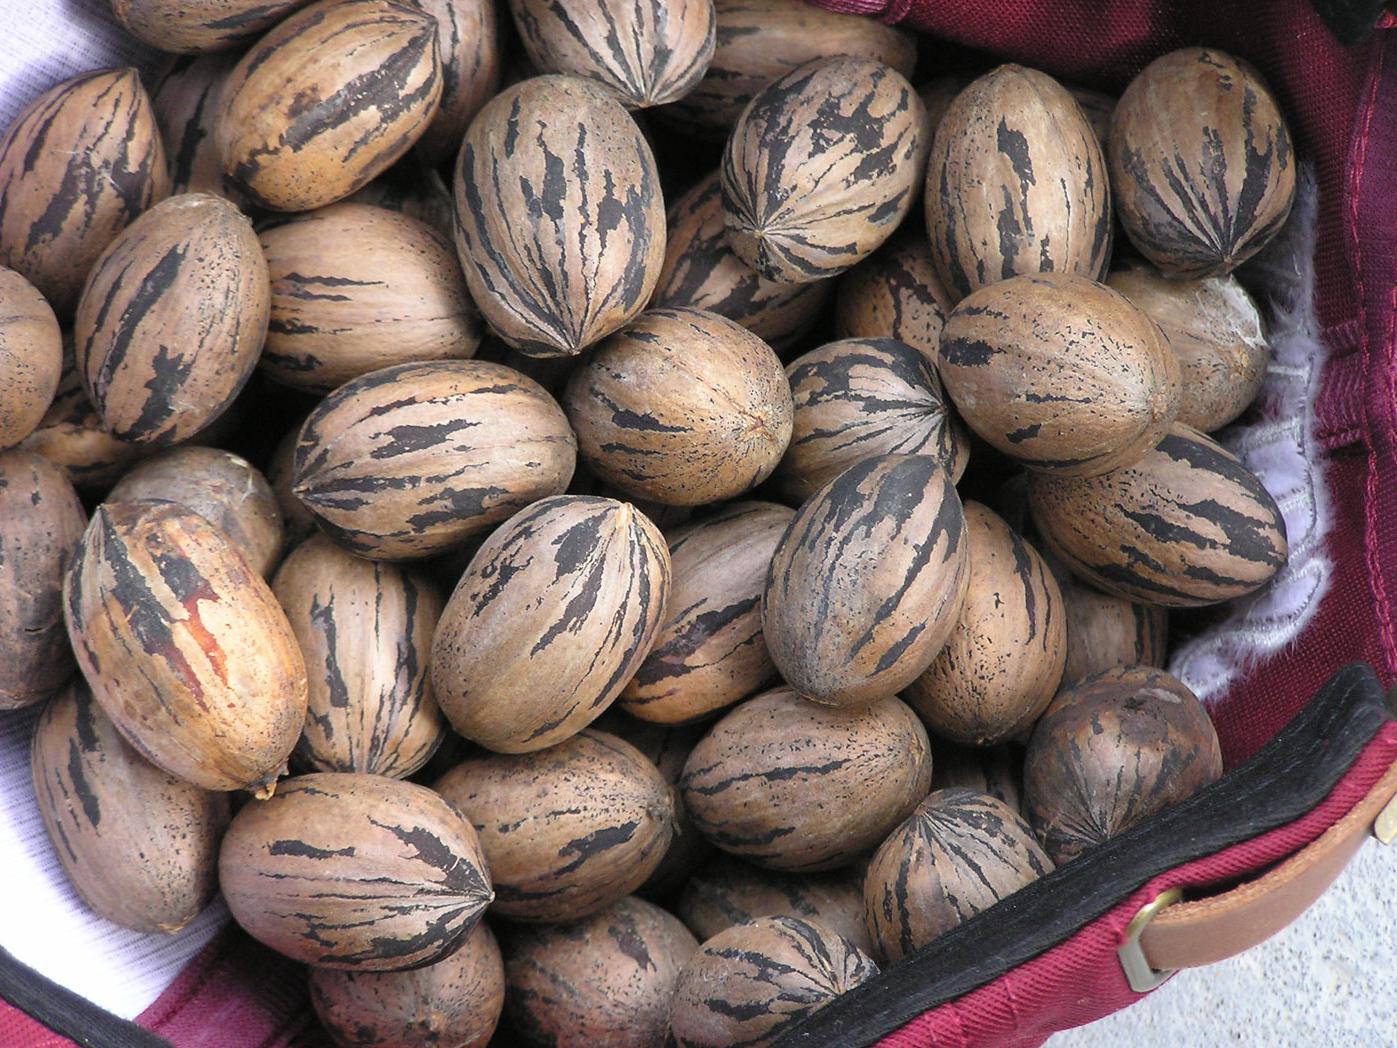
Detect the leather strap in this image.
<box><xmin>1140</xmin><ymin>758</ymin><xmax>1397</xmax><ymax>971</ymax></box>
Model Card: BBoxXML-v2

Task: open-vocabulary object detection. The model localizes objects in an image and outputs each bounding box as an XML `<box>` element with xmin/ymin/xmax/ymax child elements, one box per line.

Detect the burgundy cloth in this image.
<box><xmin>134</xmin><ymin>932</ymin><xmax>326</xmax><ymax>1048</ymax></box>
<box><xmin>2</xmin><ymin>930</ymin><xmax>325</xmax><ymax>1048</ymax></box>
<box><xmin>814</xmin><ymin>3</ymin><xmax>1397</xmax><ymax>1045</ymax></box>
<box><xmin>814</xmin><ymin>0</ymin><xmax>1397</xmax><ymax>767</ymax></box>
<box><xmin>873</xmin><ymin>720</ymin><xmax>1397</xmax><ymax>1048</ymax></box>
<box><xmin>0</xmin><ymin>1009</ymin><xmax>74</xmax><ymax>1048</ymax></box>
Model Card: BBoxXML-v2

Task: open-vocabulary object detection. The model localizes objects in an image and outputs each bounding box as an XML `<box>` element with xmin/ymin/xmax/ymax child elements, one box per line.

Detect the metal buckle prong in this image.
<box><xmin>1376</xmin><ymin>791</ymin><xmax>1397</xmax><ymax>845</ymax></box>
<box><xmin>1117</xmin><ymin>887</ymin><xmax>1184</xmax><ymax>993</ymax></box>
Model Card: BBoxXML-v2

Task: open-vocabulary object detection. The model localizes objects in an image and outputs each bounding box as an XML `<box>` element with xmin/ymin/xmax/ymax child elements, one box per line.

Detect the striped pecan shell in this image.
<box><xmin>0</xmin><ymin>266</ymin><xmax>62</xmax><ymax>448</ymax></box>
<box><xmin>722</xmin><ymin>57</ymin><xmax>927</xmax><ymax>284</ymax></box>
<box><xmin>412</xmin><ymin>0</ymin><xmax>503</xmax><ymax>164</ymax></box>
<box><xmin>503</xmin><ymin>897</ymin><xmax>698</xmax><ymax>1047</ymax></box>
<box><xmin>1023</xmin><ymin>666</ymin><xmax>1223</xmax><ymax>864</ymax></box>
<box><xmin>930</xmin><ymin>743</ymin><xmax>1024</xmax><ymax>814</ymax></box>
<box><xmin>1110</xmin><ymin>48</ymin><xmax>1295</xmax><ymax>278</ymax></box>
<box><xmin>1107</xmin><ymin>260</ymin><xmax>1269</xmax><ymax>432</ymax></box>
<box><xmin>833</xmin><ymin>232</ymin><xmax>954</xmax><ymax>365</ymax></box>
<box><xmin>0</xmin><ymin>451</ymin><xmax>86</xmax><ymax>709</ymax></box>
<box><xmin>510</xmin><ymin>0</ymin><xmax>715</xmax><ymax>108</ymax></box>
<box><xmin>669</xmin><ymin>916</ymin><xmax>877</xmax><ymax>1048</ymax></box>
<box><xmin>273</xmin><ymin>534</ymin><xmax>446</xmax><ymax>777</ymax></box>
<box><xmin>1027</xmin><ymin>424</ymin><xmax>1288</xmax><ymax>607</ymax></box>
<box><xmin>762</xmin><ymin>454</ymin><xmax>970</xmax><ymax>708</ymax></box>
<box><xmin>108</xmin><ymin>447</ymin><xmax>285</xmax><ymax>579</ymax></box>
<box><xmin>662</xmin><ymin>0</ymin><xmax>915</xmax><ymax>134</ymax></box>
<box><xmin>18</xmin><ymin>339</ymin><xmax>152</xmax><ymax>490</ymax></box>
<box><xmin>291</xmin><ymin>360</ymin><xmax>576</xmax><ymax>560</ymax></box>
<box><xmin>653</xmin><ymin>171</ymin><xmax>831</xmax><ymax>350</ymax></box>
<box><xmin>266</xmin><ymin>417</ymin><xmax>318</xmax><ymax>549</ymax></box>
<box><xmin>73</xmin><ymin>193</ymin><xmax>269</xmax><ymax>446</ymax></box>
<box><xmin>778</xmin><ymin>337</ymin><xmax>969</xmax><ymax>505</ymax></box>
<box><xmin>430</xmin><ymin>496</ymin><xmax>671</xmax><ymax>753</ymax></box>
<box><xmin>259</xmin><ymin>203</ymin><xmax>482</xmax><ymax>393</ymax></box>
<box><xmin>591</xmin><ymin>714</ymin><xmax>712</xmax><ymax>898</ymax></box>
<box><xmin>111</xmin><ymin>0</ymin><xmax>312</xmax><ymax>53</ymax></box>
<box><xmin>453</xmin><ymin>75</ymin><xmax>665</xmax><ymax>356</ymax></box>
<box><xmin>563</xmin><ymin>307</ymin><xmax>793</xmax><ymax>507</ymax></box>
<box><xmin>939</xmin><ymin>273</ymin><xmax>1181</xmax><ymax>477</ymax></box>
<box><xmin>217</xmin><ymin>0</ymin><xmax>443</xmax><ymax>211</ymax></box>
<box><xmin>309</xmin><ymin>921</ymin><xmax>504</xmax><ymax>1048</ymax></box>
<box><xmin>677</xmin><ymin>854</ymin><xmax>873</xmax><ymax>955</ymax></box>
<box><xmin>219</xmin><ymin>771</ymin><xmax>494</xmax><ymax>969</ymax></box>
<box><xmin>152</xmin><ymin>53</ymin><xmax>245</xmax><ymax>202</ymax></box>
<box><xmin>863</xmin><ymin>788</ymin><xmax>1052</xmax><ymax>963</ymax></box>
<box><xmin>904</xmin><ymin>503</ymin><xmax>1067</xmax><ymax>746</ymax></box>
<box><xmin>0</xmin><ymin>68</ymin><xmax>168</xmax><ymax>317</ymax></box>
<box><xmin>63</xmin><ymin>499</ymin><xmax>308</xmax><ymax>794</ymax></box>
<box><xmin>347</xmin><ymin>158</ymin><xmax>456</xmax><ymax>231</ymax></box>
<box><xmin>621</xmin><ymin>500</ymin><xmax>793</xmax><ymax>725</ymax></box>
<box><xmin>926</xmin><ymin>65</ymin><xmax>1110</xmax><ymax>302</ymax></box>
<box><xmin>433</xmin><ymin>730</ymin><xmax>676</xmax><ymax>922</ymax></box>
<box><xmin>1047</xmin><ymin>551</ymin><xmax>1169</xmax><ymax>689</ymax></box>
<box><xmin>31</xmin><ymin>682</ymin><xmax>229</xmax><ymax>933</ymax></box>
<box><xmin>680</xmin><ymin>688</ymin><xmax>933</xmax><ymax>872</ymax></box>
<box><xmin>1069</xmin><ymin>85</ymin><xmax>1115</xmax><ymax>149</ymax></box>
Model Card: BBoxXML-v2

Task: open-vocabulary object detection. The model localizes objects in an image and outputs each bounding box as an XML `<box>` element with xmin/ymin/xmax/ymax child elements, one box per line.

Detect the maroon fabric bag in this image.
<box><xmin>791</xmin><ymin>1</ymin><xmax>1397</xmax><ymax>1043</ymax></box>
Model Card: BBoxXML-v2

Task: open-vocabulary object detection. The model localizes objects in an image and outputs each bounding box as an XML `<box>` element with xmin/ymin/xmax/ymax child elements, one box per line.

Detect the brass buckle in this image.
<box><xmin>1376</xmin><ymin>790</ymin><xmax>1397</xmax><ymax>845</ymax></box>
<box><xmin>1117</xmin><ymin>887</ymin><xmax>1183</xmax><ymax>993</ymax></box>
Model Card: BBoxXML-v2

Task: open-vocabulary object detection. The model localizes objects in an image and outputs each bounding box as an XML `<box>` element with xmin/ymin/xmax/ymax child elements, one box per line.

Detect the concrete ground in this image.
<box><xmin>1050</xmin><ymin>840</ymin><xmax>1396</xmax><ymax>1046</ymax></box>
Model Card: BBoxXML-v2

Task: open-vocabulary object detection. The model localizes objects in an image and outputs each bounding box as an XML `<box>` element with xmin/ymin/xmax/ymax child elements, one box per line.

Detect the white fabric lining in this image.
<box><xmin>0</xmin><ymin>2</ymin><xmax>219</xmax><ymax>1023</ymax></box>
<box><xmin>1169</xmin><ymin>167</ymin><xmax>1335</xmax><ymax>705</ymax></box>
<box><xmin>0</xmin><ymin>704</ymin><xmax>229</xmax><ymax>1021</ymax></box>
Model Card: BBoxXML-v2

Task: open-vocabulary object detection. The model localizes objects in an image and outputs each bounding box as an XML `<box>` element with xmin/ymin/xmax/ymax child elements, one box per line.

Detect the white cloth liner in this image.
<box><xmin>1169</xmin><ymin>167</ymin><xmax>1333</xmax><ymax>704</ymax></box>
<box><xmin>0</xmin><ymin>705</ymin><xmax>229</xmax><ymax>1020</ymax></box>
<box><xmin>0</xmin><ymin>0</ymin><xmax>223</xmax><ymax>1022</ymax></box>
<box><xmin>0</xmin><ymin>0</ymin><xmax>1343</xmax><ymax>1028</ymax></box>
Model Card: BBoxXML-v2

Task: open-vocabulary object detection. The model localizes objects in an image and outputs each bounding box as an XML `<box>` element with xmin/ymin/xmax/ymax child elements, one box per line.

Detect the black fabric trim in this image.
<box><xmin>778</xmin><ymin>662</ymin><xmax>1395</xmax><ymax>1047</ymax></box>
<box><xmin>0</xmin><ymin>947</ymin><xmax>172</xmax><ymax>1048</ymax></box>
<box><xmin>1309</xmin><ymin>0</ymin><xmax>1389</xmax><ymax>46</ymax></box>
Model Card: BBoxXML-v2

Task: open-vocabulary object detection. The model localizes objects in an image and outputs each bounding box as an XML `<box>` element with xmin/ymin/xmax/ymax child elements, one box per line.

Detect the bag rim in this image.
<box><xmin>775</xmin><ymin>663</ymin><xmax>1396</xmax><ymax>1046</ymax></box>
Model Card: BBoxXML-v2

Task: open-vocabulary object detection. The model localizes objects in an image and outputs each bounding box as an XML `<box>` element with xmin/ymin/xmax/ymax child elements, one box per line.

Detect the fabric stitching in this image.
<box><xmin>1379</xmin><ymin>268</ymin><xmax>1397</xmax><ymax>666</ymax></box>
<box><xmin>255</xmin><ymin>1011</ymin><xmax>316</xmax><ymax>1048</ymax></box>
<box><xmin>1000</xmin><ymin>968</ymin><xmax>1024</xmax><ymax>1036</ymax></box>
<box><xmin>1315</xmin><ymin>354</ymin><xmax>1367</xmax><ymax>443</ymax></box>
<box><xmin>884</xmin><ymin>0</ymin><xmax>915</xmax><ymax>25</ymax></box>
<box><xmin>139</xmin><ymin>935</ymin><xmax>229</xmax><ymax>1030</ymax></box>
<box><xmin>949</xmin><ymin>999</ymin><xmax>970</xmax><ymax>1048</ymax></box>
<box><xmin>1345</xmin><ymin>29</ymin><xmax>1379</xmax><ymax>330</ymax></box>
<box><xmin>1358</xmin><ymin>40</ymin><xmax>1397</xmax><ymax>669</ymax></box>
